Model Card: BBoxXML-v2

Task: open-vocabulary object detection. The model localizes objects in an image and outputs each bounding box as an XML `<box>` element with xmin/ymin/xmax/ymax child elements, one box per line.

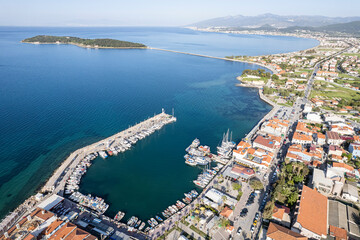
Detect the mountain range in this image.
<box><xmin>189</xmin><ymin>13</ymin><xmax>360</xmax><ymax>29</ymax></box>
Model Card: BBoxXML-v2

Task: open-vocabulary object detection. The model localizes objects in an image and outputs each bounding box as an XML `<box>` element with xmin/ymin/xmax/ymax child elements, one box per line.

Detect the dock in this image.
<box><xmin>41</xmin><ymin>110</ymin><xmax>176</xmax><ymax>195</ymax></box>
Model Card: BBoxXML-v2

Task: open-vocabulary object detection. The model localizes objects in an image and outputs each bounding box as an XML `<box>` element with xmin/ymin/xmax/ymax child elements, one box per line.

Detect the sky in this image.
<box><xmin>0</xmin><ymin>0</ymin><xmax>360</xmax><ymax>26</ymax></box>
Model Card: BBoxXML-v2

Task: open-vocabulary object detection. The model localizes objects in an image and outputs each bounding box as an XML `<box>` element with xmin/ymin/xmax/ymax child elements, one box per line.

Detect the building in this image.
<box><xmin>292</xmin><ymin>132</ymin><xmax>313</xmax><ymax>145</ymax></box>
<box><xmin>328</xmin><ymin>225</ymin><xmax>347</xmax><ymax>240</ymax></box>
<box><xmin>204</xmin><ymin>188</ymin><xmax>237</xmax><ymax>207</ymax></box>
<box><xmin>349</xmin><ymin>143</ymin><xmax>360</xmax><ymax>158</ymax></box>
<box><xmin>342</xmin><ymin>182</ymin><xmax>359</xmax><ymax>203</ymax></box>
<box><xmin>219</xmin><ymin>207</ymin><xmax>233</xmax><ymax>219</ymax></box>
<box><xmin>267</xmin><ymin>222</ymin><xmax>307</xmax><ymax>240</ymax></box>
<box><xmin>260</xmin><ymin>118</ymin><xmax>289</xmax><ymax>137</ymax></box>
<box><xmin>312</xmin><ymin>168</ymin><xmax>334</xmax><ymax>195</ymax></box>
<box><xmin>328</xmin><ymin>145</ymin><xmax>344</xmax><ymax>157</ymax></box>
<box><xmin>292</xmin><ymin>186</ymin><xmax>328</xmax><ymax>239</ymax></box>
<box><xmin>0</xmin><ymin>208</ymin><xmax>56</xmax><ymax>240</ymax></box>
<box><xmin>253</xmin><ymin>135</ymin><xmax>280</xmax><ymax>153</ymax></box>
<box><xmin>233</xmin><ymin>141</ymin><xmax>274</xmax><ymax>170</ymax></box>
<box><xmin>313</xmin><ymin>133</ymin><xmax>326</xmax><ymax>145</ymax></box>
<box><xmin>272</xmin><ymin>205</ymin><xmax>291</xmax><ymax>228</ymax></box>
<box><xmin>326</xmin><ymin>131</ymin><xmax>343</xmax><ymax>146</ymax></box>
<box><xmin>47</xmin><ymin>222</ymin><xmax>97</xmax><ymax>240</ymax></box>
<box><xmin>330</xmin><ymin>123</ymin><xmax>355</xmax><ymax>136</ymax></box>
<box><xmin>328</xmin><ymin>200</ymin><xmax>360</xmax><ymax>239</ymax></box>
<box><xmin>306</xmin><ymin>112</ymin><xmax>323</xmax><ymax>123</ymax></box>
<box><xmin>222</xmin><ymin>165</ymin><xmax>255</xmax><ymax>181</ymax></box>
<box><xmin>324</xmin><ymin>114</ymin><xmax>345</xmax><ymax>123</ymax></box>
<box><xmin>332</xmin><ymin>162</ymin><xmax>354</xmax><ymax>175</ymax></box>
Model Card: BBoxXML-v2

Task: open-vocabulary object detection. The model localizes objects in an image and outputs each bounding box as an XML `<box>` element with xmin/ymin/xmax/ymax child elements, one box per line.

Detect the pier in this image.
<box><xmin>149</xmin><ymin>47</ymin><xmax>277</xmax><ymax>74</ymax></box>
<box><xmin>41</xmin><ymin>110</ymin><xmax>176</xmax><ymax>195</ymax></box>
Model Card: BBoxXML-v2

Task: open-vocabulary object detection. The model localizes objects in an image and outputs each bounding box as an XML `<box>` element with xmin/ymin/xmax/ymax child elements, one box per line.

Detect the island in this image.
<box><xmin>22</xmin><ymin>35</ymin><xmax>147</xmax><ymax>49</ymax></box>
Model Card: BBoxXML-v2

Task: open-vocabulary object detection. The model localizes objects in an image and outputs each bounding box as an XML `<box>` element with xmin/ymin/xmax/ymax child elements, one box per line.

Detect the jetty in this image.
<box><xmin>41</xmin><ymin>109</ymin><xmax>176</xmax><ymax>195</ymax></box>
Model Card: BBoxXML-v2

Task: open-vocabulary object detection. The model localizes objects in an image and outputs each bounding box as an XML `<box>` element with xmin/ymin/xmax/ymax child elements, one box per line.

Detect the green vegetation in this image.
<box><xmin>242</xmin><ymin>69</ymin><xmax>271</xmax><ymax>79</ymax></box>
<box><xmin>272</xmin><ymin>162</ymin><xmax>309</xmax><ymax>207</ymax></box>
<box><xmin>310</xmin><ymin>81</ymin><xmax>360</xmax><ymax>107</ymax></box>
<box><xmin>22</xmin><ymin>35</ymin><xmax>146</xmax><ymax>48</ymax></box>
<box><xmin>249</xmin><ymin>178</ymin><xmax>264</xmax><ymax>190</ymax></box>
<box><xmin>263</xmin><ymin>201</ymin><xmax>275</xmax><ymax>219</ymax></box>
<box><xmin>190</xmin><ymin>225</ymin><xmax>210</xmax><ymax>239</ymax></box>
<box><xmin>217</xmin><ymin>218</ymin><xmax>231</xmax><ymax>228</ymax></box>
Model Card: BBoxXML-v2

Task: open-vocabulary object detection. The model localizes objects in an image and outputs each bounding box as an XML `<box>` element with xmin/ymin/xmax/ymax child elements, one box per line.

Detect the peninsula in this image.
<box><xmin>22</xmin><ymin>35</ymin><xmax>147</xmax><ymax>49</ymax></box>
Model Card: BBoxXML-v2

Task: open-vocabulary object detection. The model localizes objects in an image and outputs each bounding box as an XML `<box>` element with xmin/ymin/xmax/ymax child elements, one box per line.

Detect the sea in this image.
<box><xmin>0</xmin><ymin>27</ymin><xmax>318</xmax><ymax>221</ymax></box>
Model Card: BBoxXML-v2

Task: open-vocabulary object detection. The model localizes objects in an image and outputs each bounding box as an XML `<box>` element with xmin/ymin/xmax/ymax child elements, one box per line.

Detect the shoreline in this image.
<box><xmin>22</xmin><ymin>41</ymin><xmax>148</xmax><ymax>49</ymax></box>
<box><xmin>186</xmin><ymin>26</ymin><xmax>321</xmax><ymax>57</ymax></box>
<box><xmin>1</xmin><ymin>31</ymin><xmax>315</xmax><ymax>236</ymax></box>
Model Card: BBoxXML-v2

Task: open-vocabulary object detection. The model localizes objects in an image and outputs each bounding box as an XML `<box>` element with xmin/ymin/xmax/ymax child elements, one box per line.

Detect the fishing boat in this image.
<box><xmin>151</xmin><ymin>218</ymin><xmax>158</xmax><ymax>226</ymax></box>
<box><xmin>114</xmin><ymin>211</ymin><xmax>125</xmax><ymax>221</ymax></box>
<box><xmin>155</xmin><ymin>215</ymin><xmax>163</xmax><ymax>222</ymax></box>
<box><xmin>135</xmin><ymin>220</ymin><xmax>141</xmax><ymax>228</ymax></box>
<box><xmin>139</xmin><ymin>222</ymin><xmax>146</xmax><ymax>231</ymax></box>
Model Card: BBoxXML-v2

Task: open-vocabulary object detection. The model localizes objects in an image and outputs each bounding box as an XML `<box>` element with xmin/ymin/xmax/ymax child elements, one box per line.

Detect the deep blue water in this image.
<box><xmin>0</xmin><ymin>27</ymin><xmax>318</xmax><ymax>220</ymax></box>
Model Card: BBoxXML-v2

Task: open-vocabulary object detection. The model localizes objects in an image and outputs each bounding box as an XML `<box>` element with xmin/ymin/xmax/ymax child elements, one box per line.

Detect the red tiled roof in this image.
<box><xmin>296</xmin><ymin>186</ymin><xmax>328</xmax><ymax>237</ymax></box>
<box><xmin>329</xmin><ymin>225</ymin><xmax>347</xmax><ymax>240</ymax></box>
<box><xmin>267</xmin><ymin>222</ymin><xmax>308</xmax><ymax>240</ymax></box>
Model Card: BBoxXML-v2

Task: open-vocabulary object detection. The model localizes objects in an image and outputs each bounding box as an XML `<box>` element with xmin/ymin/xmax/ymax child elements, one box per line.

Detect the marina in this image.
<box><xmin>40</xmin><ymin>109</ymin><xmax>176</xmax><ymax>218</ymax></box>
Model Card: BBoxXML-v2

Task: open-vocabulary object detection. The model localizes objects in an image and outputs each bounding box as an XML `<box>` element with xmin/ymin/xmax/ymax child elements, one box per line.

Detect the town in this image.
<box><xmin>1</xmin><ymin>29</ymin><xmax>360</xmax><ymax>240</ymax></box>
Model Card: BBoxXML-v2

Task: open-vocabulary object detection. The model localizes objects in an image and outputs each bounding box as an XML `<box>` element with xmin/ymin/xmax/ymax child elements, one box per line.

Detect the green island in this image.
<box><xmin>22</xmin><ymin>35</ymin><xmax>147</xmax><ymax>49</ymax></box>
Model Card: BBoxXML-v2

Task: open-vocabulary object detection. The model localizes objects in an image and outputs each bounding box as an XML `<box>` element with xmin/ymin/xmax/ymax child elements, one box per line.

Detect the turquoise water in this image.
<box><xmin>0</xmin><ymin>27</ymin><xmax>318</xmax><ymax>220</ymax></box>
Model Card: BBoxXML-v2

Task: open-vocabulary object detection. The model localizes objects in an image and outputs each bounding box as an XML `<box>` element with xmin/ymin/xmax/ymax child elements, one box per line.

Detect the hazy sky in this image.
<box><xmin>1</xmin><ymin>0</ymin><xmax>359</xmax><ymax>26</ymax></box>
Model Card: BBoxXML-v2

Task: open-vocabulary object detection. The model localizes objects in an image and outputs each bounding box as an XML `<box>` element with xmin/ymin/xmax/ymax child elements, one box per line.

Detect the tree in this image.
<box><xmin>272</xmin><ymin>74</ymin><xmax>279</xmax><ymax>81</ymax></box>
<box><xmin>263</xmin><ymin>201</ymin><xmax>275</xmax><ymax>219</ymax></box>
<box><xmin>232</xmin><ymin>182</ymin><xmax>242</xmax><ymax>191</ymax></box>
<box><xmin>249</xmin><ymin>179</ymin><xmax>264</xmax><ymax>190</ymax></box>
<box><xmin>218</xmin><ymin>218</ymin><xmax>230</xmax><ymax>228</ymax></box>
<box><xmin>287</xmin><ymin>192</ymin><xmax>299</xmax><ymax>206</ymax></box>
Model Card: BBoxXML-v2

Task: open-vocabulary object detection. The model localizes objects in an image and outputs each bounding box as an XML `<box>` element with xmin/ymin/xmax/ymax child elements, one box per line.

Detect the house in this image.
<box><xmin>311</xmin><ymin>98</ymin><xmax>324</xmax><ymax>106</ymax></box>
<box><xmin>292</xmin><ymin>186</ymin><xmax>328</xmax><ymax>239</ymax></box>
<box><xmin>220</xmin><ymin>207</ymin><xmax>233</xmax><ymax>219</ymax></box>
<box><xmin>272</xmin><ymin>205</ymin><xmax>291</xmax><ymax>228</ymax></box>
<box><xmin>342</xmin><ymin>182</ymin><xmax>359</xmax><ymax>203</ymax></box>
<box><xmin>300</xmin><ymin>72</ymin><xmax>309</xmax><ymax>78</ymax></box>
<box><xmin>47</xmin><ymin>222</ymin><xmax>97</xmax><ymax>240</ymax></box>
<box><xmin>328</xmin><ymin>145</ymin><xmax>344</xmax><ymax>157</ymax></box>
<box><xmin>233</xmin><ymin>144</ymin><xmax>274</xmax><ymax>170</ymax></box>
<box><xmin>326</xmin><ymin>131</ymin><xmax>343</xmax><ymax>146</ymax></box>
<box><xmin>253</xmin><ymin>135</ymin><xmax>280</xmax><ymax>153</ymax></box>
<box><xmin>306</xmin><ymin>112</ymin><xmax>322</xmax><ymax>123</ymax></box>
<box><xmin>332</xmin><ymin>162</ymin><xmax>354</xmax><ymax>175</ymax></box>
<box><xmin>295</xmin><ymin>122</ymin><xmax>313</xmax><ymax>135</ymax></box>
<box><xmin>314</xmin><ymin>133</ymin><xmax>326</xmax><ymax>145</ymax></box>
<box><xmin>328</xmin><ymin>226</ymin><xmax>347</xmax><ymax>240</ymax></box>
<box><xmin>292</xmin><ymin>132</ymin><xmax>313</xmax><ymax>145</ymax></box>
<box><xmin>0</xmin><ymin>208</ymin><xmax>57</xmax><ymax>240</ymax></box>
<box><xmin>312</xmin><ymin>168</ymin><xmax>334</xmax><ymax>195</ymax></box>
<box><xmin>303</xmin><ymin>103</ymin><xmax>313</xmax><ymax>113</ymax></box>
<box><xmin>260</xmin><ymin>118</ymin><xmax>289</xmax><ymax>137</ymax></box>
<box><xmin>330</xmin><ymin>123</ymin><xmax>355</xmax><ymax>135</ymax></box>
<box><xmin>349</xmin><ymin>143</ymin><xmax>360</xmax><ymax>158</ymax></box>
<box><xmin>324</xmin><ymin>114</ymin><xmax>345</xmax><ymax>123</ymax></box>
<box><xmin>267</xmin><ymin>222</ymin><xmax>307</xmax><ymax>240</ymax></box>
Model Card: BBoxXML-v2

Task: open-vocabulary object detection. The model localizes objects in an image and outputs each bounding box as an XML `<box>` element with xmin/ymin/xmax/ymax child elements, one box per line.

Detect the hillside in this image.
<box><xmin>190</xmin><ymin>13</ymin><xmax>360</xmax><ymax>29</ymax></box>
<box><xmin>22</xmin><ymin>35</ymin><xmax>147</xmax><ymax>48</ymax></box>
